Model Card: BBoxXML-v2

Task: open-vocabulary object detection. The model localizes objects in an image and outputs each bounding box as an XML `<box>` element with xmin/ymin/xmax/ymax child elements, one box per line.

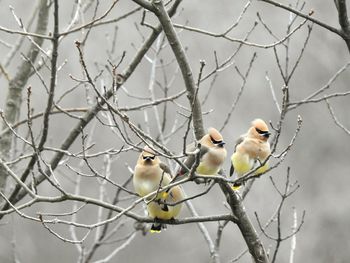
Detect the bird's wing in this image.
<box><xmin>229</xmin><ymin>163</ymin><xmax>234</xmax><ymax>177</ymax></box>
<box><xmin>229</xmin><ymin>134</ymin><xmax>246</xmax><ymax>177</ymax></box>
<box><xmin>177</xmin><ymin>143</ymin><xmax>209</xmax><ymax>175</ymax></box>
<box><xmin>234</xmin><ymin>134</ymin><xmax>245</xmax><ymax>150</ymax></box>
<box><xmin>159</xmin><ymin>162</ymin><xmax>172</xmax><ymax>177</ymax></box>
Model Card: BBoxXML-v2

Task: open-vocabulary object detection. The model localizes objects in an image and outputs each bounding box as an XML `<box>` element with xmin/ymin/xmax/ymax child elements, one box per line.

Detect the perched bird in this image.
<box><xmin>133</xmin><ymin>146</ymin><xmax>183</xmax><ymax>232</ymax></box>
<box><xmin>147</xmin><ymin>183</ymin><xmax>184</xmax><ymax>233</ymax></box>
<box><xmin>133</xmin><ymin>146</ymin><xmax>172</xmax><ymax>206</ymax></box>
<box><xmin>230</xmin><ymin>119</ymin><xmax>271</xmax><ymax>189</ymax></box>
<box><xmin>178</xmin><ymin>128</ymin><xmax>227</xmax><ymax>177</ymax></box>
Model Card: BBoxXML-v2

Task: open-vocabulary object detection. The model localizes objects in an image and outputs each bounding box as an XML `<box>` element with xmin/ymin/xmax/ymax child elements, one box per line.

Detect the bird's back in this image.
<box><xmin>147</xmin><ymin>185</ymin><xmax>183</xmax><ymax>219</ymax></box>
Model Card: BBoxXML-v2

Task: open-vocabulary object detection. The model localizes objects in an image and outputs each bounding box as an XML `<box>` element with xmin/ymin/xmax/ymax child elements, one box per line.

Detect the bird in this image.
<box><xmin>230</xmin><ymin>119</ymin><xmax>271</xmax><ymax>189</ymax></box>
<box><xmin>133</xmin><ymin>146</ymin><xmax>183</xmax><ymax>232</ymax></box>
<box><xmin>177</xmin><ymin>127</ymin><xmax>227</xmax><ymax>178</ymax></box>
<box><xmin>147</xmin><ymin>183</ymin><xmax>184</xmax><ymax>233</ymax></box>
<box><xmin>133</xmin><ymin>146</ymin><xmax>172</xmax><ymax>208</ymax></box>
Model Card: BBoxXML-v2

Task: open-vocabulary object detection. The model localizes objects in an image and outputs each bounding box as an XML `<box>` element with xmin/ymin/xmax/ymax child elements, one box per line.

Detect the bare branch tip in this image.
<box><xmin>75</xmin><ymin>40</ymin><xmax>81</xmax><ymax>47</ymax></box>
<box><xmin>297</xmin><ymin>115</ymin><xmax>303</xmax><ymax>124</ymax></box>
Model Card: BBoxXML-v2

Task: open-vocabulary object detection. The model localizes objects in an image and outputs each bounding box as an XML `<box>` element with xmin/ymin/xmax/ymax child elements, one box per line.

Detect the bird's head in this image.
<box><xmin>249</xmin><ymin>119</ymin><xmax>271</xmax><ymax>141</ymax></box>
<box><xmin>139</xmin><ymin>146</ymin><xmax>159</xmax><ymax>165</ymax></box>
<box><xmin>202</xmin><ymin>127</ymin><xmax>226</xmax><ymax>148</ymax></box>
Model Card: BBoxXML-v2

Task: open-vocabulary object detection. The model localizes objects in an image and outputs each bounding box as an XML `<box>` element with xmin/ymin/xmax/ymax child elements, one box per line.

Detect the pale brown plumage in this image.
<box><xmin>238</xmin><ymin>119</ymin><xmax>271</xmax><ymax>159</ymax></box>
<box><xmin>178</xmin><ymin>128</ymin><xmax>227</xmax><ymax>176</ymax></box>
<box><xmin>133</xmin><ymin>146</ymin><xmax>183</xmax><ymax>232</ymax></box>
<box><xmin>230</xmin><ymin>119</ymin><xmax>271</xmax><ymax>188</ymax></box>
<box><xmin>133</xmin><ymin>146</ymin><xmax>171</xmax><ymax>199</ymax></box>
<box><xmin>147</xmin><ymin>183</ymin><xmax>184</xmax><ymax>232</ymax></box>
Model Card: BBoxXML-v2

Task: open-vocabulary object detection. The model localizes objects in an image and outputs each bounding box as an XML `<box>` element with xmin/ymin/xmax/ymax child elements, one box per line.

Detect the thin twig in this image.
<box><xmin>259</xmin><ymin>0</ymin><xmax>342</xmax><ymax>37</ymax></box>
<box><xmin>326</xmin><ymin>99</ymin><xmax>350</xmax><ymax>135</ymax></box>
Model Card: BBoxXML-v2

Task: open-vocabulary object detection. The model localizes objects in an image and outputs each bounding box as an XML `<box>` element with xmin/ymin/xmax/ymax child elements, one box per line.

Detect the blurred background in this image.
<box><xmin>0</xmin><ymin>0</ymin><xmax>349</xmax><ymax>262</ymax></box>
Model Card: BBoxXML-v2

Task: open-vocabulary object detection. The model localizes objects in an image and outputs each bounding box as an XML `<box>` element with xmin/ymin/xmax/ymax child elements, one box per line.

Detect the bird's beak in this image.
<box><xmin>217</xmin><ymin>141</ymin><xmax>225</xmax><ymax>147</ymax></box>
<box><xmin>262</xmin><ymin>132</ymin><xmax>271</xmax><ymax>138</ymax></box>
<box><xmin>143</xmin><ymin>156</ymin><xmax>153</xmax><ymax>161</ymax></box>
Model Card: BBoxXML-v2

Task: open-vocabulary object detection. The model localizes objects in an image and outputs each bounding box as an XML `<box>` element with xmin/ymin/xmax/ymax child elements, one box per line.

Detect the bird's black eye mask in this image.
<box><xmin>210</xmin><ymin>136</ymin><xmax>225</xmax><ymax>146</ymax></box>
<box><xmin>142</xmin><ymin>155</ymin><xmax>155</xmax><ymax>160</ymax></box>
<box><xmin>255</xmin><ymin>128</ymin><xmax>270</xmax><ymax>137</ymax></box>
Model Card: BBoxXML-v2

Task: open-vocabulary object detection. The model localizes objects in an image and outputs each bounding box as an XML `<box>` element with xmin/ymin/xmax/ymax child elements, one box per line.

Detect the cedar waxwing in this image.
<box><xmin>133</xmin><ymin>146</ymin><xmax>183</xmax><ymax>232</ymax></box>
<box><xmin>133</xmin><ymin>146</ymin><xmax>172</xmax><ymax>206</ymax></box>
<box><xmin>230</xmin><ymin>119</ymin><xmax>271</xmax><ymax>189</ymax></box>
<box><xmin>178</xmin><ymin>128</ymin><xmax>227</xmax><ymax>177</ymax></box>
<box><xmin>147</xmin><ymin>183</ymin><xmax>184</xmax><ymax>232</ymax></box>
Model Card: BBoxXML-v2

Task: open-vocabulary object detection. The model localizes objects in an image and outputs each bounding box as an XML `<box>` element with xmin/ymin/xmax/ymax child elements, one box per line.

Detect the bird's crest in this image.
<box><xmin>142</xmin><ymin>146</ymin><xmax>156</xmax><ymax>157</ymax></box>
<box><xmin>208</xmin><ymin>127</ymin><xmax>223</xmax><ymax>142</ymax></box>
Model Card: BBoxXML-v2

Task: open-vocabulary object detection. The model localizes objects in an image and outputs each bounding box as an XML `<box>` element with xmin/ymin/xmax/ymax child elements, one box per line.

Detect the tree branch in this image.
<box><xmin>259</xmin><ymin>0</ymin><xmax>342</xmax><ymax>37</ymax></box>
<box><xmin>140</xmin><ymin>1</ymin><xmax>269</xmax><ymax>261</ymax></box>
<box><xmin>220</xmin><ymin>182</ymin><xmax>269</xmax><ymax>263</ymax></box>
<box><xmin>0</xmin><ymin>0</ymin><xmax>50</xmax><ymax>194</ymax></box>
<box><xmin>260</xmin><ymin>0</ymin><xmax>350</xmax><ymax>52</ymax></box>
<box><xmin>336</xmin><ymin>0</ymin><xmax>350</xmax><ymax>33</ymax></box>
<box><xmin>1</xmin><ymin>0</ymin><xmax>60</xmax><ymax>211</ymax></box>
<box><xmin>150</xmin><ymin>0</ymin><xmax>204</xmax><ymax>140</ymax></box>
<box><xmin>0</xmin><ymin>0</ymin><xmax>183</xmax><ymax>217</ymax></box>
<box><xmin>132</xmin><ymin>0</ymin><xmax>154</xmax><ymax>11</ymax></box>
<box><xmin>335</xmin><ymin>0</ymin><xmax>350</xmax><ymax>50</ymax></box>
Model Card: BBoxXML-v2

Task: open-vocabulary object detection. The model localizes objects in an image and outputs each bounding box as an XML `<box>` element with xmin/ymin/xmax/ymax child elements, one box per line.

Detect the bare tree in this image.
<box><xmin>0</xmin><ymin>0</ymin><xmax>349</xmax><ymax>262</ymax></box>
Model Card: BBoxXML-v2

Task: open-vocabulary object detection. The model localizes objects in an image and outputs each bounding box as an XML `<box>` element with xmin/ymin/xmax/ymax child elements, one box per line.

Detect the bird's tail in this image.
<box><xmin>150</xmin><ymin>223</ymin><xmax>166</xmax><ymax>233</ymax></box>
<box><xmin>231</xmin><ymin>182</ymin><xmax>242</xmax><ymax>191</ymax></box>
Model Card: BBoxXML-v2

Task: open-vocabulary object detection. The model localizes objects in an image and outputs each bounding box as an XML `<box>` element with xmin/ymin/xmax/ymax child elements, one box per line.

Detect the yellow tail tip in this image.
<box><xmin>149</xmin><ymin>229</ymin><xmax>161</xmax><ymax>234</ymax></box>
<box><xmin>150</xmin><ymin>223</ymin><xmax>162</xmax><ymax>233</ymax></box>
<box><xmin>231</xmin><ymin>185</ymin><xmax>241</xmax><ymax>191</ymax></box>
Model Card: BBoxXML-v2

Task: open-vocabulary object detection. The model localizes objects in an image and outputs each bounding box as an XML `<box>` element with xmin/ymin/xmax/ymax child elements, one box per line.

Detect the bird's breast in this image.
<box><xmin>135</xmin><ymin>165</ymin><xmax>161</xmax><ymax>180</ymax></box>
<box><xmin>206</xmin><ymin>148</ymin><xmax>227</xmax><ymax>165</ymax></box>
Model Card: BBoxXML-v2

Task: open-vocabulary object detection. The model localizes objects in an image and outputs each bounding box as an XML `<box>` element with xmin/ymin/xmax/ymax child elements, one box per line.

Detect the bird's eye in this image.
<box><xmin>255</xmin><ymin>128</ymin><xmax>264</xmax><ymax>134</ymax></box>
<box><xmin>210</xmin><ymin>136</ymin><xmax>223</xmax><ymax>145</ymax></box>
<box><xmin>142</xmin><ymin>155</ymin><xmax>155</xmax><ymax>160</ymax></box>
<box><xmin>255</xmin><ymin>128</ymin><xmax>270</xmax><ymax>137</ymax></box>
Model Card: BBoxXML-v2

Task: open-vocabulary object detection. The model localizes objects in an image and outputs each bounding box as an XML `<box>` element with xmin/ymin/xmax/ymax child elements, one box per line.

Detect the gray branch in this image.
<box><xmin>335</xmin><ymin>0</ymin><xmax>350</xmax><ymax>50</ymax></box>
<box><xmin>0</xmin><ymin>0</ymin><xmax>183</xmax><ymax>216</ymax></box>
<box><xmin>151</xmin><ymin>0</ymin><xmax>204</xmax><ymax>140</ymax></box>
<box><xmin>0</xmin><ymin>0</ymin><xmax>50</xmax><ymax>194</ymax></box>
<box><xmin>260</xmin><ymin>0</ymin><xmax>350</xmax><ymax>53</ymax></box>
<box><xmin>143</xmin><ymin>0</ymin><xmax>268</xmax><ymax>262</ymax></box>
<box><xmin>220</xmin><ymin>182</ymin><xmax>269</xmax><ymax>263</ymax></box>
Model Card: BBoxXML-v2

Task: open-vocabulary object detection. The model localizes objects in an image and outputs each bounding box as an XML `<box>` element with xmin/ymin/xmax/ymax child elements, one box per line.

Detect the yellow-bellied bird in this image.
<box><xmin>230</xmin><ymin>119</ymin><xmax>271</xmax><ymax>189</ymax></box>
<box><xmin>133</xmin><ymin>146</ymin><xmax>171</xmax><ymax>204</ymax></box>
<box><xmin>133</xmin><ymin>146</ymin><xmax>183</xmax><ymax>232</ymax></box>
<box><xmin>178</xmin><ymin>128</ymin><xmax>227</xmax><ymax>177</ymax></box>
<box><xmin>147</xmin><ymin>183</ymin><xmax>184</xmax><ymax>232</ymax></box>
